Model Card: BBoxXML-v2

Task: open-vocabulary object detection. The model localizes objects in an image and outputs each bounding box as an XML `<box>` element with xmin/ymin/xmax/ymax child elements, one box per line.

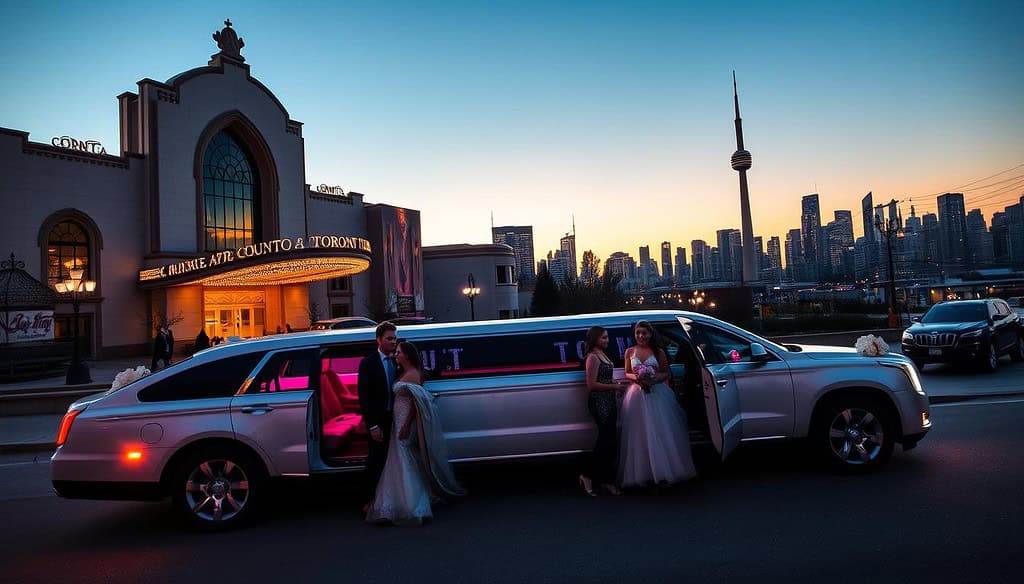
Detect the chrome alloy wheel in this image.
<box><xmin>184</xmin><ymin>459</ymin><xmax>249</xmax><ymax>522</ymax></box>
<box><xmin>989</xmin><ymin>345</ymin><xmax>999</xmax><ymax>370</ymax></box>
<box><xmin>828</xmin><ymin>408</ymin><xmax>884</xmax><ymax>465</ymax></box>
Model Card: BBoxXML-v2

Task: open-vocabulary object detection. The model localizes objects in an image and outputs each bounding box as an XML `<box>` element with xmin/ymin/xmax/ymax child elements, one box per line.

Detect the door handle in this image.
<box><xmin>240</xmin><ymin>405</ymin><xmax>274</xmax><ymax>415</ymax></box>
<box><xmin>716</xmin><ymin>379</ymin><xmax>729</xmax><ymax>388</ymax></box>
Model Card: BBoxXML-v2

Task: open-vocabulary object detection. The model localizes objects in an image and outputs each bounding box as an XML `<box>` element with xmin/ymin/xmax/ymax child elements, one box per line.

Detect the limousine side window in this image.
<box><xmin>416</xmin><ymin>327</ymin><xmax>634</xmax><ymax>381</ymax></box>
<box><xmin>687</xmin><ymin>324</ymin><xmax>757</xmax><ymax>364</ymax></box>
<box><xmin>138</xmin><ymin>352</ymin><xmax>265</xmax><ymax>402</ymax></box>
<box><xmin>246</xmin><ymin>349</ymin><xmax>320</xmax><ymax>394</ymax></box>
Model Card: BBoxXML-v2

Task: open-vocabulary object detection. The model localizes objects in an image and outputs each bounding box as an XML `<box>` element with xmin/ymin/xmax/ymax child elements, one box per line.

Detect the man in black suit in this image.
<box><xmin>358</xmin><ymin>321</ymin><xmax>399</xmax><ymax>508</ymax></box>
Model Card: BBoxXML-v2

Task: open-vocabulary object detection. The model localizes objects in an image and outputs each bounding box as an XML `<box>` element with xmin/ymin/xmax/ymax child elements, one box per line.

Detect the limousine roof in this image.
<box><xmin>192</xmin><ymin>310</ymin><xmax>706</xmax><ymax>361</ymax></box>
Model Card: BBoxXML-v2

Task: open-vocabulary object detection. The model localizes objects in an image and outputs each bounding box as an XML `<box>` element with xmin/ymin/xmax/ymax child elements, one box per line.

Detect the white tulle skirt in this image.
<box><xmin>618</xmin><ymin>382</ymin><xmax>698</xmax><ymax>488</ymax></box>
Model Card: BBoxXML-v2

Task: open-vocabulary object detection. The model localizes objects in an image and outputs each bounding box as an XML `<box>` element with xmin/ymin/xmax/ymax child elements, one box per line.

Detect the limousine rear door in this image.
<box><xmin>231</xmin><ymin>348</ymin><xmax>318</xmax><ymax>476</ymax></box>
<box><xmin>676</xmin><ymin>317</ymin><xmax>743</xmax><ymax>460</ymax></box>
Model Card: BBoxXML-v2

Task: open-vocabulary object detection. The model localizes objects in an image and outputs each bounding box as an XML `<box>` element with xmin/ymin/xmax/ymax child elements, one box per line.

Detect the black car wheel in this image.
<box><xmin>980</xmin><ymin>343</ymin><xmax>999</xmax><ymax>372</ymax></box>
<box><xmin>813</xmin><ymin>396</ymin><xmax>896</xmax><ymax>472</ymax></box>
<box><xmin>1011</xmin><ymin>337</ymin><xmax>1024</xmax><ymax>362</ymax></box>
<box><xmin>171</xmin><ymin>446</ymin><xmax>265</xmax><ymax>531</ymax></box>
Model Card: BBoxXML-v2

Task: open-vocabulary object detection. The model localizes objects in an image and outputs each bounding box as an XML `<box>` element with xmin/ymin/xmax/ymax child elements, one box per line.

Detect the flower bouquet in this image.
<box><xmin>111</xmin><ymin>366</ymin><xmax>151</xmax><ymax>391</ymax></box>
<box><xmin>854</xmin><ymin>334</ymin><xmax>890</xmax><ymax>357</ymax></box>
<box><xmin>633</xmin><ymin>363</ymin><xmax>657</xmax><ymax>393</ymax></box>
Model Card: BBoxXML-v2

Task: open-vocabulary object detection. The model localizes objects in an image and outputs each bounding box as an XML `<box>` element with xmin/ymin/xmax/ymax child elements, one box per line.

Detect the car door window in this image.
<box><xmin>997</xmin><ymin>301</ymin><xmax>1012</xmax><ymax>318</ymax></box>
<box><xmin>688</xmin><ymin>324</ymin><xmax>755</xmax><ymax>364</ymax></box>
<box><xmin>246</xmin><ymin>349</ymin><xmax>320</xmax><ymax>393</ymax></box>
<box><xmin>138</xmin><ymin>352</ymin><xmax>265</xmax><ymax>402</ymax></box>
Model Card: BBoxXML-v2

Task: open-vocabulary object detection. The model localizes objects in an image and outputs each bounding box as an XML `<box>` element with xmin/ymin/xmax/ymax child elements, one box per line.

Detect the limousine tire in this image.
<box><xmin>171</xmin><ymin>445</ymin><xmax>265</xmax><ymax>531</ymax></box>
<box><xmin>813</xmin><ymin>396</ymin><xmax>896</xmax><ymax>472</ymax></box>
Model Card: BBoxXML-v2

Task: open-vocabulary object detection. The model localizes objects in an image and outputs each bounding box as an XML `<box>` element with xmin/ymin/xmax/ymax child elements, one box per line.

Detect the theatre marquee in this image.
<box><xmin>138</xmin><ymin>235</ymin><xmax>372</xmax><ymax>289</ymax></box>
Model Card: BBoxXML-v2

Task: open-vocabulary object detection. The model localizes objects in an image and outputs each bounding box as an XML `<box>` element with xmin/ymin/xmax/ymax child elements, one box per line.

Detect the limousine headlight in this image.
<box><xmin>881</xmin><ymin>360</ymin><xmax>926</xmax><ymax>396</ymax></box>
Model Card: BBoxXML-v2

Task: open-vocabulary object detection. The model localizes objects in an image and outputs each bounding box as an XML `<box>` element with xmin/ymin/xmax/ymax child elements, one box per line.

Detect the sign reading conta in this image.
<box><xmin>138</xmin><ymin>234</ymin><xmax>373</xmax><ymax>288</ymax></box>
<box><xmin>51</xmin><ymin>136</ymin><xmax>107</xmax><ymax>155</ymax></box>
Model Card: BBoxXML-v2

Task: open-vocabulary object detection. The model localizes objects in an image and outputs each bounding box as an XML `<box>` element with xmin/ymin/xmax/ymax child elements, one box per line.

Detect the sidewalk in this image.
<box><xmin>0</xmin><ymin>357</ymin><xmax>152</xmax><ymax>395</ymax></box>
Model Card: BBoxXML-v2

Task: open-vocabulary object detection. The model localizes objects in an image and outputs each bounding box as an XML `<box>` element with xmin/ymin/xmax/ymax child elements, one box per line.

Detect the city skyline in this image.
<box><xmin>2</xmin><ymin>1</ymin><xmax>1022</xmax><ymax>265</ymax></box>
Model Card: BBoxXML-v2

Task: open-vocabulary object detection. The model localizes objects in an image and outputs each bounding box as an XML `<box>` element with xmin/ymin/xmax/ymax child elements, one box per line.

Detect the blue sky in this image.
<box><xmin>2</xmin><ymin>0</ymin><xmax>1021</xmax><ymax>262</ymax></box>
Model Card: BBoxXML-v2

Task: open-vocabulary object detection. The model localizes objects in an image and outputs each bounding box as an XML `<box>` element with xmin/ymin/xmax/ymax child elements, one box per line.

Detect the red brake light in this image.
<box><xmin>56</xmin><ymin>408</ymin><xmax>84</xmax><ymax>447</ymax></box>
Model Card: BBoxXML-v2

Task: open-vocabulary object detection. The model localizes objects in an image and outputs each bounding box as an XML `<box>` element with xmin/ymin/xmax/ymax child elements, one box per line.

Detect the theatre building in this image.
<box><xmin>0</xmin><ymin>21</ymin><xmax>427</xmax><ymax>358</ymax></box>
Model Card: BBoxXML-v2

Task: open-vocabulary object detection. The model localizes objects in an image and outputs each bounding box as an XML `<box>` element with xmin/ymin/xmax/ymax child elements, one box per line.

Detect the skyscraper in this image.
<box><xmin>491</xmin><ymin>225</ymin><xmax>536</xmax><ymax>285</ymax></box>
<box><xmin>966</xmin><ymin>208</ymin><xmax>993</xmax><ymax>266</ymax></box>
<box><xmin>801</xmin><ymin>194</ymin><xmax>822</xmax><ymax>279</ymax></box>
<box><xmin>730</xmin><ymin>72</ymin><xmax>758</xmax><ymax>284</ymax></box>
<box><xmin>546</xmin><ymin>249</ymin><xmax>571</xmax><ymax>286</ymax></box>
<box><xmin>767</xmin><ymin>236</ymin><xmax>782</xmax><ymax>282</ymax></box>
<box><xmin>559</xmin><ymin>231</ymin><xmax>577</xmax><ymax>281</ymax></box>
<box><xmin>716</xmin><ymin>228</ymin><xmax>741</xmax><ymax>282</ymax></box>
<box><xmin>661</xmin><ymin>241</ymin><xmax>673</xmax><ymax>282</ymax></box>
<box><xmin>638</xmin><ymin>245</ymin><xmax>652</xmax><ymax>285</ymax></box>
<box><xmin>691</xmin><ymin>240</ymin><xmax>710</xmax><ymax>282</ymax></box>
<box><xmin>937</xmin><ymin>193</ymin><xmax>968</xmax><ymax>273</ymax></box>
<box><xmin>861</xmin><ymin>192</ymin><xmax>877</xmax><ymax>243</ymax></box>
<box><xmin>785</xmin><ymin>228</ymin><xmax>802</xmax><ymax>281</ymax></box>
<box><xmin>674</xmin><ymin>246</ymin><xmax>690</xmax><ymax>285</ymax></box>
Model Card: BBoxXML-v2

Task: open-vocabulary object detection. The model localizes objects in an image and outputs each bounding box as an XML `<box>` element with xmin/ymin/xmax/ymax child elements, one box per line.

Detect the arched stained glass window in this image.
<box><xmin>202</xmin><ymin>131</ymin><xmax>259</xmax><ymax>251</ymax></box>
<box><xmin>47</xmin><ymin>221</ymin><xmax>90</xmax><ymax>287</ymax></box>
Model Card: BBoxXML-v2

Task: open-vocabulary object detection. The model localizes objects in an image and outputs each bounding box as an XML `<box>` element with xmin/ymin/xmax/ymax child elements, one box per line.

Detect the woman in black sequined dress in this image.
<box><xmin>579</xmin><ymin>326</ymin><xmax>625</xmax><ymax>496</ymax></box>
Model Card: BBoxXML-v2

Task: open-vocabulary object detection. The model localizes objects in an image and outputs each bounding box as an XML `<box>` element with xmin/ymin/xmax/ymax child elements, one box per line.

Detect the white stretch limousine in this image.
<box><xmin>52</xmin><ymin>310</ymin><xmax>931</xmax><ymax>527</ymax></box>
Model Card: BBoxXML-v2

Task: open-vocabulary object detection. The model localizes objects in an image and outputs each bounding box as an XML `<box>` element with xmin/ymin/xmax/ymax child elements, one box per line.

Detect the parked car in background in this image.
<box><xmin>1006</xmin><ymin>297</ymin><xmax>1024</xmax><ymax>318</ymax></box>
<box><xmin>901</xmin><ymin>299</ymin><xmax>1024</xmax><ymax>371</ymax></box>
<box><xmin>52</xmin><ymin>310</ymin><xmax>930</xmax><ymax>529</ymax></box>
<box><xmin>309</xmin><ymin>317</ymin><xmax>377</xmax><ymax>331</ymax></box>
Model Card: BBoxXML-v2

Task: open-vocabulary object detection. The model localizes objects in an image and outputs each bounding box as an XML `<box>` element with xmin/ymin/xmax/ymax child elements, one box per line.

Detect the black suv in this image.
<box><xmin>902</xmin><ymin>299</ymin><xmax>1024</xmax><ymax>371</ymax></box>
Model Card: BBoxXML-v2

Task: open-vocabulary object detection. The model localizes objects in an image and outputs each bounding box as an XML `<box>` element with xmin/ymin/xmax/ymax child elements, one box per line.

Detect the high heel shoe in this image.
<box><xmin>600</xmin><ymin>483</ymin><xmax>622</xmax><ymax>496</ymax></box>
<box><xmin>578</xmin><ymin>475</ymin><xmax>597</xmax><ymax>497</ymax></box>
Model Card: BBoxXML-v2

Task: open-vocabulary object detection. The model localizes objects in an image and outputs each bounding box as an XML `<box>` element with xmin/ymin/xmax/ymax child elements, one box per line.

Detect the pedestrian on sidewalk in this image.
<box><xmin>150</xmin><ymin>325</ymin><xmax>172</xmax><ymax>371</ymax></box>
<box><xmin>194</xmin><ymin>328</ymin><xmax>210</xmax><ymax>353</ymax></box>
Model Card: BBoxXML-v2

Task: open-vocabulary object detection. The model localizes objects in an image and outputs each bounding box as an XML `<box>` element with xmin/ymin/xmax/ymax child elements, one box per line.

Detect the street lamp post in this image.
<box><xmin>462</xmin><ymin>273</ymin><xmax>481</xmax><ymax>321</ymax></box>
<box><xmin>875</xmin><ymin>200</ymin><xmax>903</xmax><ymax>328</ymax></box>
<box><xmin>55</xmin><ymin>266</ymin><xmax>96</xmax><ymax>385</ymax></box>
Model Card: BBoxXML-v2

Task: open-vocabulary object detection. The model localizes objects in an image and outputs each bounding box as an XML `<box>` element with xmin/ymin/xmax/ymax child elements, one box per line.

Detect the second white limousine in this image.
<box><xmin>51</xmin><ymin>310</ymin><xmax>931</xmax><ymax>528</ymax></box>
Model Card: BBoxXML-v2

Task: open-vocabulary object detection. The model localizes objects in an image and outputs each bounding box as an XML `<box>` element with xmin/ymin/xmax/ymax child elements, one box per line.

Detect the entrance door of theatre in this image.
<box><xmin>204</xmin><ymin>290</ymin><xmax>266</xmax><ymax>339</ymax></box>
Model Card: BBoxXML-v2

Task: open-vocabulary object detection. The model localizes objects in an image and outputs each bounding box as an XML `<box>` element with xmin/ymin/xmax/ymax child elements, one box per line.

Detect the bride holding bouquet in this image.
<box><xmin>618</xmin><ymin>320</ymin><xmax>698</xmax><ymax>488</ymax></box>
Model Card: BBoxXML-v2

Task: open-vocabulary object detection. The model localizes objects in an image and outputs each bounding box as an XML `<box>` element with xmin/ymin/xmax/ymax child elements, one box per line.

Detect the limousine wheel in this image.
<box><xmin>815</xmin><ymin>397</ymin><xmax>895</xmax><ymax>471</ymax></box>
<box><xmin>172</xmin><ymin>447</ymin><xmax>263</xmax><ymax>530</ymax></box>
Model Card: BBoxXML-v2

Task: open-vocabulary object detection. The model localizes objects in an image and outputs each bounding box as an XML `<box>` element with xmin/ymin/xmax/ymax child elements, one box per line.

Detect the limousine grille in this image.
<box><xmin>914</xmin><ymin>332</ymin><xmax>957</xmax><ymax>347</ymax></box>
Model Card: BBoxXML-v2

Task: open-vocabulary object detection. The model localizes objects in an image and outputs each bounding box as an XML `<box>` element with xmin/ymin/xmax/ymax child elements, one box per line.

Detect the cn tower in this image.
<box><xmin>730</xmin><ymin>71</ymin><xmax>758</xmax><ymax>284</ymax></box>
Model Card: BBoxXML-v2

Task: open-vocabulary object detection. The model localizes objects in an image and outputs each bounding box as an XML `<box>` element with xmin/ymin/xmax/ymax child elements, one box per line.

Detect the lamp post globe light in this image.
<box><xmin>462</xmin><ymin>273</ymin><xmax>481</xmax><ymax>321</ymax></box>
<box><xmin>57</xmin><ymin>266</ymin><xmax>96</xmax><ymax>385</ymax></box>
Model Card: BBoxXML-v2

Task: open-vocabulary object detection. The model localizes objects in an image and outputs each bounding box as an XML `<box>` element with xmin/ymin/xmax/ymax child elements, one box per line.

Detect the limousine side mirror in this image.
<box><xmin>750</xmin><ymin>342</ymin><xmax>770</xmax><ymax>363</ymax></box>
<box><xmin>910</xmin><ymin>316</ymin><xmax>920</xmax><ymax>323</ymax></box>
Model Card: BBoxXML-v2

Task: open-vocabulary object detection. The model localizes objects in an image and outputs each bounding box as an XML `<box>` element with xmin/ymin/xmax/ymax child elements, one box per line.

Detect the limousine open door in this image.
<box><xmin>676</xmin><ymin>316</ymin><xmax>743</xmax><ymax>460</ymax></box>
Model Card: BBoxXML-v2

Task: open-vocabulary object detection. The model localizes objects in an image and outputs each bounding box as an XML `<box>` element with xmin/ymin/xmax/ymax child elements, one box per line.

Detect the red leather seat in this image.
<box><xmin>320</xmin><ymin>369</ymin><xmax>366</xmax><ymax>455</ymax></box>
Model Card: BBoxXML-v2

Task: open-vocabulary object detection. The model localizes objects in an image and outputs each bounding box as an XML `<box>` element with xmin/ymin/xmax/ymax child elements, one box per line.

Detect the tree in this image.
<box><xmin>556</xmin><ymin>264</ymin><xmax>627</xmax><ymax>315</ymax></box>
<box><xmin>580</xmin><ymin>250</ymin><xmax>601</xmax><ymax>286</ymax></box>
<box><xmin>530</xmin><ymin>266</ymin><xmax>561</xmax><ymax>316</ymax></box>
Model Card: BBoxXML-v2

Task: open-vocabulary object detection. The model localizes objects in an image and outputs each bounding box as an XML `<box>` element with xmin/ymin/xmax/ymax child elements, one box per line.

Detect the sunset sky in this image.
<box><xmin>2</xmin><ymin>0</ymin><xmax>1022</xmax><ymax>266</ymax></box>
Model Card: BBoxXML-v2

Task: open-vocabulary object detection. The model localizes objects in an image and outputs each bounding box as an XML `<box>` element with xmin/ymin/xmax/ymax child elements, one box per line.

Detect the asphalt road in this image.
<box><xmin>1</xmin><ymin>398</ymin><xmax>1023</xmax><ymax>584</ymax></box>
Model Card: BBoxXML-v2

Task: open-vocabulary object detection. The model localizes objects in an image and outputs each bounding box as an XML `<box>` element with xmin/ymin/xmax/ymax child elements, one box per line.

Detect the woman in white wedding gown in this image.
<box><xmin>618</xmin><ymin>321</ymin><xmax>697</xmax><ymax>488</ymax></box>
<box><xmin>366</xmin><ymin>342</ymin><xmax>465</xmax><ymax>525</ymax></box>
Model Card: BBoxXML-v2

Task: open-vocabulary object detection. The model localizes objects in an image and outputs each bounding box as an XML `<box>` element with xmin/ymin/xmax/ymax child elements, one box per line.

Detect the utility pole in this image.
<box><xmin>875</xmin><ymin>199</ymin><xmax>903</xmax><ymax>327</ymax></box>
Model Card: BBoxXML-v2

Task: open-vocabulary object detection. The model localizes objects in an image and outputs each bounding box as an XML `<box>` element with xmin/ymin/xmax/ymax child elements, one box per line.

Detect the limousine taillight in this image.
<box><xmin>55</xmin><ymin>407</ymin><xmax>85</xmax><ymax>447</ymax></box>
